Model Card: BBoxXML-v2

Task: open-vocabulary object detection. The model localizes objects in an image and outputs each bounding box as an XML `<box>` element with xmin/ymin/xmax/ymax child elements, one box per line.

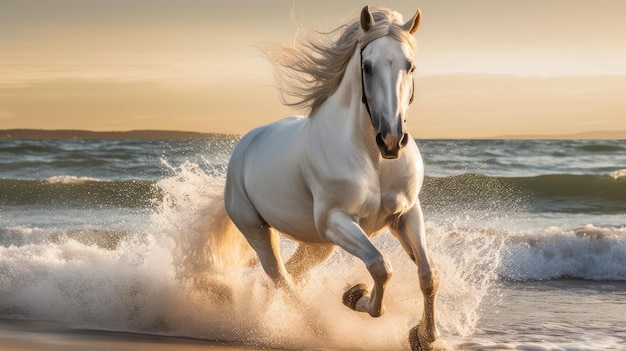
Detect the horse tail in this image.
<box><xmin>200</xmin><ymin>197</ymin><xmax>257</xmax><ymax>269</ymax></box>
<box><xmin>171</xmin><ymin>187</ymin><xmax>256</xmax><ymax>294</ymax></box>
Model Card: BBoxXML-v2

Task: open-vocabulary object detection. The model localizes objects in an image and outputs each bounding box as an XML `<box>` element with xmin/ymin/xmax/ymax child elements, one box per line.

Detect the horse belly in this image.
<box><xmin>249</xmin><ymin>176</ymin><xmax>320</xmax><ymax>243</ymax></box>
<box><xmin>240</xmin><ymin>120</ymin><xmax>322</xmax><ymax>243</ymax></box>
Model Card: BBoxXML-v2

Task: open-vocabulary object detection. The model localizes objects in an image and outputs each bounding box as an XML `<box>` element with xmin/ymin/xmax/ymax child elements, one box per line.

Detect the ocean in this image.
<box><xmin>0</xmin><ymin>138</ymin><xmax>624</xmax><ymax>350</ymax></box>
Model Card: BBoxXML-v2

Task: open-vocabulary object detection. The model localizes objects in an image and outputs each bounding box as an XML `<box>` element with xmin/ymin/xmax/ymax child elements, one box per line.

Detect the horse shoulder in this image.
<box><xmin>303</xmin><ymin>149</ymin><xmax>378</xmax><ymax>232</ymax></box>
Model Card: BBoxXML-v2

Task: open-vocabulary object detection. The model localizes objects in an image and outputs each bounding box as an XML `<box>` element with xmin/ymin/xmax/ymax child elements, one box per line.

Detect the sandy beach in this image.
<box><xmin>0</xmin><ymin>319</ymin><xmax>271</xmax><ymax>351</ymax></box>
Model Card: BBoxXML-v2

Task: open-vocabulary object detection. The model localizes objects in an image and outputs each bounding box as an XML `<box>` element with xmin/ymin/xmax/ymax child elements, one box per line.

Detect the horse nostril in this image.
<box><xmin>400</xmin><ymin>133</ymin><xmax>409</xmax><ymax>148</ymax></box>
<box><xmin>376</xmin><ymin>133</ymin><xmax>386</xmax><ymax>149</ymax></box>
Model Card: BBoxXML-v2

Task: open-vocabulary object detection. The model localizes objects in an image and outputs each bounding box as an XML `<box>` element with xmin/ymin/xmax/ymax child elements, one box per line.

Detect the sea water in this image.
<box><xmin>0</xmin><ymin>138</ymin><xmax>624</xmax><ymax>350</ymax></box>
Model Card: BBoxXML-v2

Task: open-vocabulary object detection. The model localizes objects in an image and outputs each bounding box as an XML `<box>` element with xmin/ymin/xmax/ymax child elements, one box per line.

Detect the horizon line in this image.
<box><xmin>1</xmin><ymin>128</ymin><xmax>625</xmax><ymax>140</ymax></box>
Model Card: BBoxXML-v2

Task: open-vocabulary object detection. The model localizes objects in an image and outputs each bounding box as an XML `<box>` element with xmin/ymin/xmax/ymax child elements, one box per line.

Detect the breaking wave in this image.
<box><xmin>3</xmin><ymin>171</ymin><xmax>624</xmax><ymax>213</ymax></box>
<box><xmin>0</xmin><ymin>161</ymin><xmax>506</xmax><ymax>349</ymax></box>
<box><xmin>422</xmin><ymin>172</ymin><xmax>626</xmax><ymax>213</ymax></box>
<box><xmin>500</xmin><ymin>225</ymin><xmax>626</xmax><ymax>281</ymax></box>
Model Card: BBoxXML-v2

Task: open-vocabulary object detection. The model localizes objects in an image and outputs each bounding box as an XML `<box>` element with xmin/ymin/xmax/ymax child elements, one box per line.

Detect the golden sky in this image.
<box><xmin>1</xmin><ymin>0</ymin><xmax>625</xmax><ymax>138</ymax></box>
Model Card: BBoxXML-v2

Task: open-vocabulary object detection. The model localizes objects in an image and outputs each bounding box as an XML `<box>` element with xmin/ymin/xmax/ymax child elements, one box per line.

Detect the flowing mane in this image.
<box><xmin>264</xmin><ymin>6</ymin><xmax>416</xmax><ymax>116</ymax></box>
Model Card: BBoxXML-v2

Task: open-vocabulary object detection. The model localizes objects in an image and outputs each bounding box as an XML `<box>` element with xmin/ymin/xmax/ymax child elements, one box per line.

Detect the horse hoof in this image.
<box><xmin>409</xmin><ymin>324</ymin><xmax>445</xmax><ymax>351</ymax></box>
<box><xmin>210</xmin><ymin>282</ymin><xmax>234</xmax><ymax>303</ymax></box>
<box><xmin>408</xmin><ymin>325</ymin><xmax>422</xmax><ymax>351</ymax></box>
<box><xmin>342</xmin><ymin>283</ymin><xmax>369</xmax><ymax>310</ymax></box>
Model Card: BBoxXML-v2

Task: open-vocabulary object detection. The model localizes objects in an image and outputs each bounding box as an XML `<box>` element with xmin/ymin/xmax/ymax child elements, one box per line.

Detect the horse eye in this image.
<box><xmin>405</xmin><ymin>60</ymin><xmax>415</xmax><ymax>73</ymax></box>
<box><xmin>362</xmin><ymin>62</ymin><xmax>373</xmax><ymax>74</ymax></box>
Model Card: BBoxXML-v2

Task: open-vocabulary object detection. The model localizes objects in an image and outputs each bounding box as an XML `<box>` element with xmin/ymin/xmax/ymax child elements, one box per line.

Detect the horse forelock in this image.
<box><xmin>264</xmin><ymin>6</ymin><xmax>415</xmax><ymax>116</ymax></box>
<box><xmin>359</xmin><ymin>9</ymin><xmax>416</xmax><ymax>51</ymax></box>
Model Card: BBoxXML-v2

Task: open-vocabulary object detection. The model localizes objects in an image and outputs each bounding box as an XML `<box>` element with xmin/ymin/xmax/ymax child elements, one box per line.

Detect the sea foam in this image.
<box><xmin>47</xmin><ymin>175</ymin><xmax>101</xmax><ymax>184</ymax></box>
<box><xmin>500</xmin><ymin>224</ymin><xmax>626</xmax><ymax>281</ymax></box>
<box><xmin>0</xmin><ymin>160</ymin><xmax>504</xmax><ymax>350</ymax></box>
<box><xmin>610</xmin><ymin>168</ymin><xmax>626</xmax><ymax>180</ymax></box>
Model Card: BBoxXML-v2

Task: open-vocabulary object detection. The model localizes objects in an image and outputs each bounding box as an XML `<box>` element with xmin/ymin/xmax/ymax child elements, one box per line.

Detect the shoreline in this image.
<box><xmin>0</xmin><ymin>319</ymin><xmax>276</xmax><ymax>351</ymax></box>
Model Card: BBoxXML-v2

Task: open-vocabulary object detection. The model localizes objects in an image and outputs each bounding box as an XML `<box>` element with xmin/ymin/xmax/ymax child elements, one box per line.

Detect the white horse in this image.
<box><xmin>224</xmin><ymin>6</ymin><xmax>441</xmax><ymax>351</ymax></box>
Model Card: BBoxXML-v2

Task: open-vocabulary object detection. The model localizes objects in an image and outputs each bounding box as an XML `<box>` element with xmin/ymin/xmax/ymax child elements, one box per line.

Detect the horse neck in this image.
<box><xmin>313</xmin><ymin>47</ymin><xmax>380</xmax><ymax>161</ymax></box>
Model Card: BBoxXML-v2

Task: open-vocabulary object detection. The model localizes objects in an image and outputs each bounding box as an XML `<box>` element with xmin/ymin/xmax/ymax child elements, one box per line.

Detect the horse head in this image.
<box><xmin>360</xmin><ymin>6</ymin><xmax>421</xmax><ymax>159</ymax></box>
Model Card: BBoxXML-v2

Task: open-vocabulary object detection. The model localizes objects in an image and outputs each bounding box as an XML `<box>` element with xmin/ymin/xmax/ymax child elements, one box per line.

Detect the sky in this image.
<box><xmin>1</xmin><ymin>0</ymin><xmax>625</xmax><ymax>138</ymax></box>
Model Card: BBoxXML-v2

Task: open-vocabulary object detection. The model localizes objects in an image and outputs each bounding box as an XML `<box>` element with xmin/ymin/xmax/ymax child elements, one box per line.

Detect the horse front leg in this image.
<box><xmin>391</xmin><ymin>201</ymin><xmax>442</xmax><ymax>351</ymax></box>
<box><xmin>325</xmin><ymin>211</ymin><xmax>392</xmax><ymax>317</ymax></box>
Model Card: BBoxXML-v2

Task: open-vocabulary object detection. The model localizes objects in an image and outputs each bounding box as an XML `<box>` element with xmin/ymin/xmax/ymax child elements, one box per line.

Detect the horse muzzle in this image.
<box><xmin>375</xmin><ymin>132</ymin><xmax>409</xmax><ymax>159</ymax></box>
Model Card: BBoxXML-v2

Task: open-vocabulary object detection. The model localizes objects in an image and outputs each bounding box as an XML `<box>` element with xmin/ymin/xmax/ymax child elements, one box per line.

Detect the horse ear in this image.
<box><xmin>360</xmin><ymin>6</ymin><xmax>375</xmax><ymax>32</ymax></box>
<box><xmin>403</xmin><ymin>9</ymin><xmax>422</xmax><ymax>34</ymax></box>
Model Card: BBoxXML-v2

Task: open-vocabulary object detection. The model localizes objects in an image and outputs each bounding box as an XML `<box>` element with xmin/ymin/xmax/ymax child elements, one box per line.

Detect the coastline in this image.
<box><xmin>1</xmin><ymin>129</ymin><xmax>625</xmax><ymax>140</ymax></box>
<box><xmin>0</xmin><ymin>129</ymin><xmax>235</xmax><ymax>140</ymax></box>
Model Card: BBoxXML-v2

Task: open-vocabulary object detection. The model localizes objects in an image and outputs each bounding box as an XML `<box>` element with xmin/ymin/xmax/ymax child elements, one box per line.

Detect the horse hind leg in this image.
<box><xmin>238</xmin><ymin>221</ymin><xmax>294</xmax><ymax>290</ymax></box>
<box><xmin>225</xmin><ymin>181</ymin><xmax>293</xmax><ymax>290</ymax></box>
<box><xmin>285</xmin><ymin>243</ymin><xmax>336</xmax><ymax>285</ymax></box>
<box><xmin>233</xmin><ymin>217</ymin><xmax>331</xmax><ymax>337</ymax></box>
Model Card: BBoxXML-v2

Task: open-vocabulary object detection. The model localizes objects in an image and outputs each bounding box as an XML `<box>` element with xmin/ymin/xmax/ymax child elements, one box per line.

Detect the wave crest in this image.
<box><xmin>501</xmin><ymin>225</ymin><xmax>626</xmax><ymax>281</ymax></box>
<box><xmin>609</xmin><ymin>169</ymin><xmax>626</xmax><ymax>180</ymax></box>
<box><xmin>47</xmin><ymin>175</ymin><xmax>101</xmax><ymax>184</ymax></box>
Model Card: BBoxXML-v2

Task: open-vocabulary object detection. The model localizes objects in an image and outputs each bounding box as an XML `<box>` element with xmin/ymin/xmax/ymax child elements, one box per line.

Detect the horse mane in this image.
<box><xmin>263</xmin><ymin>6</ymin><xmax>416</xmax><ymax>116</ymax></box>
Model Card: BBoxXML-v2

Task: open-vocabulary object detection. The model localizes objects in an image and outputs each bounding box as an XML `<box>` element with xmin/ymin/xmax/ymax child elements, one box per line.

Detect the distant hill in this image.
<box><xmin>0</xmin><ymin>129</ymin><xmax>236</xmax><ymax>140</ymax></box>
<box><xmin>489</xmin><ymin>130</ymin><xmax>626</xmax><ymax>140</ymax></box>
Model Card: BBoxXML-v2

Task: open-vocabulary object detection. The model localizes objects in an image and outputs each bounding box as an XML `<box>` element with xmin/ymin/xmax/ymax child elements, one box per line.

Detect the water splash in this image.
<box><xmin>610</xmin><ymin>168</ymin><xmax>626</xmax><ymax>180</ymax></box>
<box><xmin>154</xmin><ymin>160</ymin><xmax>255</xmax><ymax>296</ymax></box>
<box><xmin>0</xmin><ymin>160</ymin><xmax>506</xmax><ymax>350</ymax></box>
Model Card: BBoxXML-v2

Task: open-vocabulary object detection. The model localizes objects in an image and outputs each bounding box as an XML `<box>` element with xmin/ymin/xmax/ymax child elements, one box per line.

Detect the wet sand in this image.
<box><xmin>0</xmin><ymin>319</ymin><xmax>276</xmax><ymax>351</ymax></box>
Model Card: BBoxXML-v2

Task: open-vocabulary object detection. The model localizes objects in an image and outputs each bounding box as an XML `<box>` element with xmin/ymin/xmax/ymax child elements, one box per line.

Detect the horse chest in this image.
<box><xmin>379</xmin><ymin>189</ymin><xmax>412</xmax><ymax>214</ymax></box>
<box><xmin>329</xmin><ymin>161</ymin><xmax>418</xmax><ymax>224</ymax></box>
<box><xmin>358</xmin><ymin>184</ymin><xmax>413</xmax><ymax>230</ymax></box>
